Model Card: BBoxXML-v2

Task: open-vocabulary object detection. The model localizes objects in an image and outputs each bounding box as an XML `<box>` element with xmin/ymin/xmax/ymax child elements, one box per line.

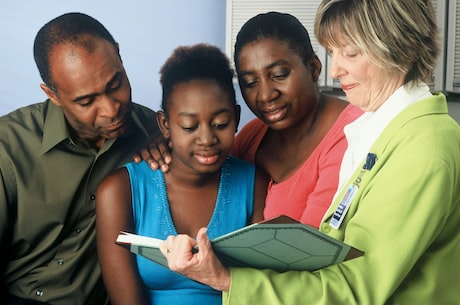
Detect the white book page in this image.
<box><xmin>116</xmin><ymin>232</ymin><xmax>164</xmax><ymax>248</ymax></box>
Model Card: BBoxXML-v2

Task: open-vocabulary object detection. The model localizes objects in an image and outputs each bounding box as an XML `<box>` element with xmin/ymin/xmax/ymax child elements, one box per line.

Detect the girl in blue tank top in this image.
<box><xmin>96</xmin><ymin>43</ymin><xmax>268</xmax><ymax>305</ymax></box>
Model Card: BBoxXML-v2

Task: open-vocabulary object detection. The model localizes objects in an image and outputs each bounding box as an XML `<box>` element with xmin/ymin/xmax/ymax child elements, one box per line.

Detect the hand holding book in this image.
<box><xmin>116</xmin><ymin>215</ymin><xmax>363</xmax><ymax>272</ymax></box>
<box><xmin>162</xmin><ymin>227</ymin><xmax>232</xmax><ymax>291</ymax></box>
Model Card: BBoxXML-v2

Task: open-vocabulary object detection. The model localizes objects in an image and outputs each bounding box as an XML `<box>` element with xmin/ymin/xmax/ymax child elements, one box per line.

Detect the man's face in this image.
<box><xmin>42</xmin><ymin>37</ymin><xmax>132</xmax><ymax>149</ymax></box>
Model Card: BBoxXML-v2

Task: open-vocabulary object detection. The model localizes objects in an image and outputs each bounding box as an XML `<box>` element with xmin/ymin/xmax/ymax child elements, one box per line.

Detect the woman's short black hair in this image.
<box><xmin>234</xmin><ymin>11</ymin><xmax>315</xmax><ymax>71</ymax></box>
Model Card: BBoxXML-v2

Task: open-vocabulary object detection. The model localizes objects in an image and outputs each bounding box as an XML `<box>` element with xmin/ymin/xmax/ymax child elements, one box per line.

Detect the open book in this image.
<box><xmin>116</xmin><ymin>215</ymin><xmax>363</xmax><ymax>272</ymax></box>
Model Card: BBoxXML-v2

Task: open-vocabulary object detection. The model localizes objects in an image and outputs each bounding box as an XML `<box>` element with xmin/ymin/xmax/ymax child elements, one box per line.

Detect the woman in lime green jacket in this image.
<box><xmin>160</xmin><ymin>1</ymin><xmax>460</xmax><ymax>304</ymax></box>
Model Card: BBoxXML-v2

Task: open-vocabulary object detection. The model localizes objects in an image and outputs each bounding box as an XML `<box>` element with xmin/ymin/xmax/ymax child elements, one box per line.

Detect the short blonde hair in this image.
<box><xmin>314</xmin><ymin>0</ymin><xmax>439</xmax><ymax>85</ymax></box>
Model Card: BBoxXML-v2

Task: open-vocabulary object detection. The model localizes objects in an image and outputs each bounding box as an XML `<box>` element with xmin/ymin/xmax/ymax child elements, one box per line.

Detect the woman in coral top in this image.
<box><xmin>230</xmin><ymin>12</ymin><xmax>361</xmax><ymax>227</ymax></box>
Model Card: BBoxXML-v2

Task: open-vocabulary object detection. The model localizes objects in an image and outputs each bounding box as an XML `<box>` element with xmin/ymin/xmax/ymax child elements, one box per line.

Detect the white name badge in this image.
<box><xmin>330</xmin><ymin>184</ymin><xmax>358</xmax><ymax>229</ymax></box>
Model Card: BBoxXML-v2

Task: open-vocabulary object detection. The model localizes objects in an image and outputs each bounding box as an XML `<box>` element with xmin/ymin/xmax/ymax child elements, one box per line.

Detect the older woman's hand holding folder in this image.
<box><xmin>160</xmin><ymin>227</ymin><xmax>231</xmax><ymax>292</ymax></box>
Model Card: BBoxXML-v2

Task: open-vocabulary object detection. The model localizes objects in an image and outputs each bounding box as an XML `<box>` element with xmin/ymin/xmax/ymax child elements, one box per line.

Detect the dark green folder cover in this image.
<box><xmin>117</xmin><ymin>215</ymin><xmax>363</xmax><ymax>272</ymax></box>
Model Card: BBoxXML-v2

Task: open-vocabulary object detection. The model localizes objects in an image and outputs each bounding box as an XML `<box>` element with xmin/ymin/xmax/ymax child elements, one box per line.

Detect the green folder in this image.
<box><xmin>117</xmin><ymin>215</ymin><xmax>363</xmax><ymax>272</ymax></box>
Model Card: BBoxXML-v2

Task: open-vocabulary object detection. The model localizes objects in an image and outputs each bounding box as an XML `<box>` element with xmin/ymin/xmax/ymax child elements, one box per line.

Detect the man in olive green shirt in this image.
<box><xmin>0</xmin><ymin>13</ymin><xmax>160</xmax><ymax>305</ymax></box>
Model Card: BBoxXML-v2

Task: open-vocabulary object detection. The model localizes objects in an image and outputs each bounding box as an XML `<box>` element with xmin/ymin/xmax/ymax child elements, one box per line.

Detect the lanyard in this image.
<box><xmin>330</xmin><ymin>153</ymin><xmax>377</xmax><ymax>229</ymax></box>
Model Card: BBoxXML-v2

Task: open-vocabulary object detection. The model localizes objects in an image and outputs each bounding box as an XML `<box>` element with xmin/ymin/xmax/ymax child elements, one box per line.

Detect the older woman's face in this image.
<box><xmin>327</xmin><ymin>44</ymin><xmax>404</xmax><ymax>112</ymax></box>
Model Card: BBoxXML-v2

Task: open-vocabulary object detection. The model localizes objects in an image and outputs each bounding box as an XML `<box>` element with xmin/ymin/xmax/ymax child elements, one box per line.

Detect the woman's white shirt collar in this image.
<box><xmin>333</xmin><ymin>82</ymin><xmax>432</xmax><ymax>200</ymax></box>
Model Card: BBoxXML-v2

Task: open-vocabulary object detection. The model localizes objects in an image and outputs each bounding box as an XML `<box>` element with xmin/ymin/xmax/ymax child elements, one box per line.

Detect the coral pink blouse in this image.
<box><xmin>231</xmin><ymin>104</ymin><xmax>362</xmax><ymax>228</ymax></box>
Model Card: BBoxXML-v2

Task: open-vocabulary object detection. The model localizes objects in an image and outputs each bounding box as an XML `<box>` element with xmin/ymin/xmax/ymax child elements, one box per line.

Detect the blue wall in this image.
<box><xmin>0</xmin><ymin>1</ymin><xmax>255</xmax><ymax>125</ymax></box>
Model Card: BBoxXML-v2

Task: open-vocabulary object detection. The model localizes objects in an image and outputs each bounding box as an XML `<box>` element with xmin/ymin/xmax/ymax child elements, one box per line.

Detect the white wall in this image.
<box><xmin>0</xmin><ymin>0</ymin><xmax>255</xmax><ymax>126</ymax></box>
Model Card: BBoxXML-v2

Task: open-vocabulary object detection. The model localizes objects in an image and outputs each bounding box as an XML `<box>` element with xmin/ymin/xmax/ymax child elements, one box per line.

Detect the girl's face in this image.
<box><xmin>158</xmin><ymin>79</ymin><xmax>238</xmax><ymax>175</ymax></box>
<box><xmin>327</xmin><ymin>43</ymin><xmax>404</xmax><ymax>112</ymax></box>
<box><xmin>236</xmin><ymin>38</ymin><xmax>321</xmax><ymax>130</ymax></box>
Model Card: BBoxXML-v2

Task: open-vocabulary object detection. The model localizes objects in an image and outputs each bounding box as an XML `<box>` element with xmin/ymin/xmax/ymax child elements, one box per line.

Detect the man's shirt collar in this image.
<box><xmin>41</xmin><ymin>101</ymin><xmax>151</xmax><ymax>154</ymax></box>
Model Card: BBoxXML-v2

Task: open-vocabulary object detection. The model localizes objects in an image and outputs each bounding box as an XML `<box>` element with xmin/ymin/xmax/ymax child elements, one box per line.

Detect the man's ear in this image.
<box><xmin>234</xmin><ymin>104</ymin><xmax>241</xmax><ymax>133</ymax></box>
<box><xmin>156</xmin><ymin>110</ymin><xmax>170</xmax><ymax>138</ymax></box>
<box><xmin>40</xmin><ymin>83</ymin><xmax>62</xmax><ymax>106</ymax></box>
<box><xmin>310</xmin><ymin>55</ymin><xmax>322</xmax><ymax>83</ymax></box>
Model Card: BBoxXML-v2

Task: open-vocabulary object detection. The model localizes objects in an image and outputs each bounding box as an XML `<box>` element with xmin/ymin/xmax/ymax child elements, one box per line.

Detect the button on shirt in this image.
<box><xmin>0</xmin><ymin>100</ymin><xmax>160</xmax><ymax>305</ymax></box>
